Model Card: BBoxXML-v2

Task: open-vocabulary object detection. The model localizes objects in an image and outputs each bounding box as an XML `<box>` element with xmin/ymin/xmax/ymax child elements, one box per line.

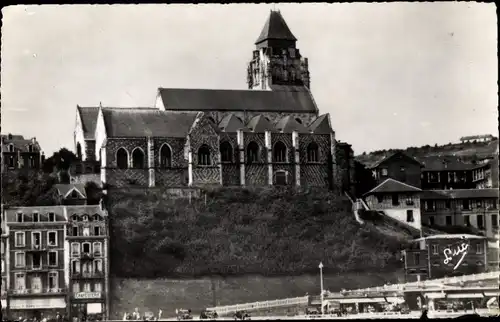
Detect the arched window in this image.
<box><xmin>246</xmin><ymin>141</ymin><xmax>259</xmax><ymax>164</ymax></box>
<box><xmin>220</xmin><ymin>141</ymin><xmax>233</xmax><ymax>163</ymax></box>
<box><xmin>76</xmin><ymin>143</ymin><xmax>82</xmax><ymax>160</ymax></box>
<box><xmin>92</xmin><ymin>214</ymin><xmax>102</xmax><ymax>221</ymax></box>
<box><xmin>273</xmin><ymin>141</ymin><xmax>287</xmax><ymax>163</ymax></box>
<box><xmin>116</xmin><ymin>148</ymin><xmax>128</xmax><ymax>169</ymax></box>
<box><xmin>159</xmin><ymin>144</ymin><xmax>172</xmax><ymax>168</ymax></box>
<box><xmin>198</xmin><ymin>145</ymin><xmax>211</xmax><ymax>166</ymax></box>
<box><xmin>307</xmin><ymin>142</ymin><xmax>319</xmax><ymax>162</ymax></box>
<box><xmin>131</xmin><ymin>148</ymin><xmax>144</xmax><ymax>169</ymax></box>
<box><xmin>8</xmin><ymin>144</ymin><xmax>14</xmax><ymax>152</ymax></box>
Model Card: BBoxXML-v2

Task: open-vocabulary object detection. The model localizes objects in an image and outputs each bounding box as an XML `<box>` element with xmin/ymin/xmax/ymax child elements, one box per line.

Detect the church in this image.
<box><xmin>74</xmin><ymin>10</ymin><xmax>352</xmax><ymax>190</ymax></box>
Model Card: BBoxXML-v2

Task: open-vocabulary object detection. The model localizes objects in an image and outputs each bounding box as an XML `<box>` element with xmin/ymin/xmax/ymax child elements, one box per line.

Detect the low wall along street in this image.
<box><xmin>109</xmin><ymin>271</ymin><xmax>404</xmax><ymax>319</ymax></box>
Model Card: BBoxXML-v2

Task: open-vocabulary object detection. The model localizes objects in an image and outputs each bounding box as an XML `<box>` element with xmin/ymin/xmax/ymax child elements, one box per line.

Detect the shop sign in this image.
<box><xmin>9</xmin><ymin>298</ymin><xmax>66</xmax><ymax>309</ymax></box>
<box><xmin>74</xmin><ymin>292</ymin><xmax>101</xmax><ymax>300</ymax></box>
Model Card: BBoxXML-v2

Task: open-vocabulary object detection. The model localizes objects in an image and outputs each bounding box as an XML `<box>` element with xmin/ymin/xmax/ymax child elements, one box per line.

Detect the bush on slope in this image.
<box><xmin>108</xmin><ymin>187</ymin><xmax>408</xmax><ymax>278</ymax></box>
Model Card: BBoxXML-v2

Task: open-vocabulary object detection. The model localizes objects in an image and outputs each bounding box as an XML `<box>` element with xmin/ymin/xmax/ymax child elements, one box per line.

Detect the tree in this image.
<box><xmin>2</xmin><ymin>172</ymin><xmax>59</xmax><ymax>207</ymax></box>
<box><xmin>354</xmin><ymin>161</ymin><xmax>377</xmax><ymax>198</ymax></box>
<box><xmin>85</xmin><ymin>181</ymin><xmax>104</xmax><ymax>205</ymax></box>
<box><xmin>43</xmin><ymin>148</ymin><xmax>78</xmax><ymax>173</ymax></box>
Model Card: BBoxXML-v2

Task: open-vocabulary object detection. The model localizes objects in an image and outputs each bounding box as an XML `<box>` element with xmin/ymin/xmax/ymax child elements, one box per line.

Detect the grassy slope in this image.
<box><xmin>108</xmin><ymin>187</ymin><xmax>409</xmax><ymax>278</ymax></box>
<box><xmin>356</xmin><ymin>139</ymin><xmax>498</xmax><ymax>165</ymax></box>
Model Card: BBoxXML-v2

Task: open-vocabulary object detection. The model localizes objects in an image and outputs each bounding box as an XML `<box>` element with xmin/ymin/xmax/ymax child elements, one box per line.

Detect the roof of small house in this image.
<box><xmin>54</xmin><ymin>184</ymin><xmax>87</xmax><ymax>199</ymax></box>
<box><xmin>157</xmin><ymin>87</ymin><xmax>317</xmax><ymax>113</ymax></box>
<box><xmin>101</xmin><ymin>108</ymin><xmax>198</xmax><ymax>138</ymax></box>
<box><xmin>419</xmin><ymin>155</ymin><xmax>481</xmax><ymax>171</ymax></box>
<box><xmin>368</xmin><ymin>151</ymin><xmax>423</xmax><ymax>169</ymax></box>
<box><xmin>364</xmin><ymin>178</ymin><xmax>422</xmax><ymax>196</ymax></box>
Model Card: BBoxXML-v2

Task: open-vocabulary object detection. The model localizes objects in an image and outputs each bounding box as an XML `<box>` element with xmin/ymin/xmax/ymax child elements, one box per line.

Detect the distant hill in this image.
<box><xmin>356</xmin><ymin>139</ymin><xmax>498</xmax><ymax>167</ymax></box>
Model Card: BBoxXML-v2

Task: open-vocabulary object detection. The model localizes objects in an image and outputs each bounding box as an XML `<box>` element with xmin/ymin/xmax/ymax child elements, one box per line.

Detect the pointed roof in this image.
<box><xmin>77</xmin><ymin>106</ymin><xmax>99</xmax><ymax>140</ymax></box>
<box><xmin>218</xmin><ymin>114</ymin><xmax>244</xmax><ymax>132</ymax></box>
<box><xmin>54</xmin><ymin>184</ymin><xmax>87</xmax><ymax>199</ymax></box>
<box><xmin>246</xmin><ymin>115</ymin><xmax>274</xmax><ymax>133</ymax></box>
<box><xmin>369</xmin><ymin>151</ymin><xmax>423</xmax><ymax>169</ymax></box>
<box><xmin>255</xmin><ymin>10</ymin><xmax>297</xmax><ymax>45</ymax></box>
<box><xmin>307</xmin><ymin>114</ymin><xmax>332</xmax><ymax>134</ymax></box>
<box><xmin>364</xmin><ymin>178</ymin><xmax>422</xmax><ymax>196</ymax></box>
<box><xmin>275</xmin><ymin>115</ymin><xmax>308</xmax><ymax>133</ymax></box>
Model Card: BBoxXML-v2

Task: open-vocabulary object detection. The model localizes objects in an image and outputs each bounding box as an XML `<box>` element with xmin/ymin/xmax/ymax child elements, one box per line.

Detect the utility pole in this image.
<box><xmin>319</xmin><ymin>262</ymin><xmax>324</xmax><ymax>315</ymax></box>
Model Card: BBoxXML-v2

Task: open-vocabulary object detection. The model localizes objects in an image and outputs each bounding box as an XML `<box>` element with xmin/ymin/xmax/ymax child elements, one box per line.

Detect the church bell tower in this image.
<box><xmin>247</xmin><ymin>10</ymin><xmax>311</xmax><ymax>90</ymax></box>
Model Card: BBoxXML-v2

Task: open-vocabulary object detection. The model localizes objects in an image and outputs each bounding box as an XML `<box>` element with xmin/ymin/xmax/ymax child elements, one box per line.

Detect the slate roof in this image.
<box><xmin>1</xmin><ymin>134</ymin><xmax>41</xmax><ymax>153</ymax></box>
<box><xmin>66</xmin><ymin>205</ymin><xmax>107</xmax><ymax>217</ymax></box>
<box><xmin>419</xmin><ymin>156</ymin><xmax>480</xmax><ymax>171</ymax></box>
<box><xmin>54</xmin><ymin>184</ymin><xmax>87</xmax><ymax>199</ymax></box>
<box><xmin>77</xmin><ymin>106</ymin><xmax>99</xmax><ymax>140</ymax></box>
<box><xmin>246</xmin><ymin>115</ymin><xmax>274</xmax><ymax>133</ymax></box>
<box><xmin>421</xmin><ymin>188</ymin><xmax>499</xmax><ymax>200</ymax></box>
<box><xmin>368</xmin><ymin>151</ymin><xmax>423</xmax><ymax>169</ymax></box>
<box><xmin>274</xmin><ymin>115</ymin><xmax>308</xmax><ymax>133</ymax></box>
<box><xmin>101</xmin><ymin>108</ymin><xmax>198</xmax><ymax>138</ymax></box>
<box><xmin>3</xmin><ymin>206</ymin><xmax>67</xmax><ymax>222</ymax></box>
<box><xmin>364</xmin><ymin>178</ymin><xmax>422</xmax><ymax>196</ymax></box>
<box><xmin>218</xmin><ymin>114</ymin><xmax>244</xmax><ymax>132</ymax></box>
<box><xmin>157</xmin><ymin>87</ymin><xmax>317</xmax><ymax>113</ymax></box>
<box><xmin>307</xmin><ymin>114</ymin><xmax>332</xmax><ymax>134</ymax></box>
<box><xmin>255</xmin><ymin>10</ymin><xmax>297</xmax><ymax>45</ymax></box>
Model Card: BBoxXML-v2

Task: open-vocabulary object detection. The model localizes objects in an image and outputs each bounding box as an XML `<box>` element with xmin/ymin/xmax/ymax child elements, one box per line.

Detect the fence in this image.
<box><xmin>341</xmin><ymin>271</ymin><xmax>500</xmax><ymax>294</ymax></box>
<box><xmin>205</xmin><ymin>296</ymin><xmax>309</xmax><ymax>315</ymax></box>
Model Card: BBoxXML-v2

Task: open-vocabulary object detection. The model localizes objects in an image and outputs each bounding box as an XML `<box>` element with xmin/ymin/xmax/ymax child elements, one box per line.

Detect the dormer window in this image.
<box><xmin>33</xmin><ymin>213</ymin><xmax>39</xmax><ymax>222</ymax></box>
<box><xmin>71</xmin><ymin>190</ymin><xmax>78</xmax><ymax>199</ymax></box>
<box><xmin>82</xmin><ymin>215</ymin><xmax>89</xmax><ymax>222</ymax></box>
<box><xmin>48</xmin><ymin>212</ymin><xmax>55</xmax><ymax>222</ymax></box>
<box><xmin>8</xmin><ymin>144</ymin><xmax>14</xmax><ymax>152</ymax></box>
<box><xmin>28</xmin><ymin>145</ymin><xmax>33</xmax><ymax>153</ymax></box>
<box><xmin>16</xmin><ymin>213</ymin><xmax>23</xmax><ymax>223</ymax></box>
<box><xmin>381</xmin><ymin>168</ymin><xmax>388</xmax><ymax>176</ymax></box>
<box><xmin>93</xmin><ymin>214</ymin><xmax>101</xmax><ymax>221</ymax></box>
<box><xmin>72</xmin><ymin>214</ymin><xmax>78</xmax><ymax>221</ymax></box>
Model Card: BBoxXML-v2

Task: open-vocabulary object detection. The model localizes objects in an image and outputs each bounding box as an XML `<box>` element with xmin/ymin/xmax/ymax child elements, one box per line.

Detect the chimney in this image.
<box><xmin>32</xmin><ymin>137</ymin><xmax>36</xmax><ymax>144</ymax></box>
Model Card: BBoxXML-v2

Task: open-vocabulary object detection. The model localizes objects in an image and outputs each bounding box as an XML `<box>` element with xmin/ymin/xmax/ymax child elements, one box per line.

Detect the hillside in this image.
<box><xmin>107</xmin><ymin>187</ymin><xmax>410</xmax><ymax>278</ymax></box>
<box><xmin>356</xmin><ymin>139</ymin><xmax>498</xmax><ymax>166</ymax></box>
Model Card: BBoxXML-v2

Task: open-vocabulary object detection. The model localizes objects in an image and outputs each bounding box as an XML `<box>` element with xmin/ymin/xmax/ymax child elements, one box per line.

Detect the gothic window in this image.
<box><xmin>159</xmin><ymin>144</ymin><xmax>172</xmax><ymax>168</ymax></box>
<box><xmin>131</xmin><ymin>148</ymin><xmax>145</xmax><ymax>169</ymax></box>
<box><xmin>116</xmin><ymin>148</ymin><xmax>128</xmax><ymax>169</ymax></box>
<box><xmin>220</xmin><ymin>141</ymin><xmax>233</xmax><ymax>163</ymax></box>
<box><xmin>246</xmin><ymin>141</ymin><xmax>259</xmax><ymax>164</ymax></box>
<box><xmin>273</xmin><ymin>141</ymin><xmax>287</xmax><ymax>163</ymax></box>
<box><xmin>307</xmin><ymin>142</ymin><xmax>319</xmax><ymax>162</ymax></box>
<box><xmin>198</xmin><ymin>145</ymin><xmax>211</xmax><ymax>166</ymax></box>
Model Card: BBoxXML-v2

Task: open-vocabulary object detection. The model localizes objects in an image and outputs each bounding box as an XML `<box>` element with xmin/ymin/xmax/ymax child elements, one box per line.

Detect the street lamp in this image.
<box><xmin>319</xmin><ymin>262</ymin><xmax>324</xmax><ymax>315</ymax></box>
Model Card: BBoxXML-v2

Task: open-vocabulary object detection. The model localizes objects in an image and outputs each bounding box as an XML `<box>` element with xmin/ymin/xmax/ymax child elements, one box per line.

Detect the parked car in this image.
<box><xmin>176</xmin><ymin>309</ymin><xmax>193</xmax><ymax>320</ymax></box>
<box><xmin>200</xmin><ymin>309</ymin><xmax>218</xmax><ymax>320</ymax></box>
<box><xmin>233</xmin><ymin>310</ymin><xmax>251</xmax><ymax>320</ymax></box>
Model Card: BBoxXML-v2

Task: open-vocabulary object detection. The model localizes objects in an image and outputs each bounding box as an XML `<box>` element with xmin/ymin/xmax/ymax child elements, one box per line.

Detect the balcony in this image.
<box><xmin>23</xmin><ymin>265</ymin><xmax>54</xmax><ymax>272</ymax></box>
<box><xmin>26</xmin><ymin>245</ymin><xmax>48</xmax><ymax>252</ymax></box>
<box><xmin>71</xmin><ymin>271</ymin><xmax>104</xmax><ymax>279</ymax></box>
<box><xmin>81</xmin><ymin>252</ymin><xmax>94</xmax><ymax>260</ymax></box>
<box><xmin>9</xmin><ymin>288</ymin><xmax>66</xmax><ymax>296</ymax></box>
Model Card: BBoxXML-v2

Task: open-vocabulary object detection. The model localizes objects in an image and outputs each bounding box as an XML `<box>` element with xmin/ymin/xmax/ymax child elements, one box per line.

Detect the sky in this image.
<box><xmin>1</xmin><ymin>3</ymin><xmax>498</xmax><ymax>156</ymax></box>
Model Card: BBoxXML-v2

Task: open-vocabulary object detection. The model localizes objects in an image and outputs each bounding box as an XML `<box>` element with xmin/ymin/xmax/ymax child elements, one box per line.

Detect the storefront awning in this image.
<box><xmin>86</xmin><ymin>303</ymin><xmax>102</xmax><ymax>314</ymax></box>
<box><xmin>447</xmin><ymin>293</ymin><xmax>484</xmax><ymax>299</ymax></box>
<box><xmin>9</xmin><ymin>298</ymin><xmax>66</xmax><ymax>310</ymax></box>
<box><xmin>425</xmin><ymin>292</ymin><xmax>446</xmax><ymax>299</ymax></box>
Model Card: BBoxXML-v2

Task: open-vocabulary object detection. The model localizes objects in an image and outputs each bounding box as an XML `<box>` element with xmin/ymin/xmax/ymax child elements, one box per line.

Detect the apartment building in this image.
<box><xmin>4</xmin><ymin>206</ymin><xmax>68</xmax><ymax>320</ymax></box>
<box><xmin>66</xmin><ymin>204</ymin><xmax>109</xmax><ymax>321</ymax></box>
<box><xmin>421</xmin><ymin>189</ymin><xmax>499</xmax><ymax>239</ymax></box>
<box><xmin>402</xmin><ymin>234</ymin><xmax>489</xmax><ymax>282</ymax></box>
